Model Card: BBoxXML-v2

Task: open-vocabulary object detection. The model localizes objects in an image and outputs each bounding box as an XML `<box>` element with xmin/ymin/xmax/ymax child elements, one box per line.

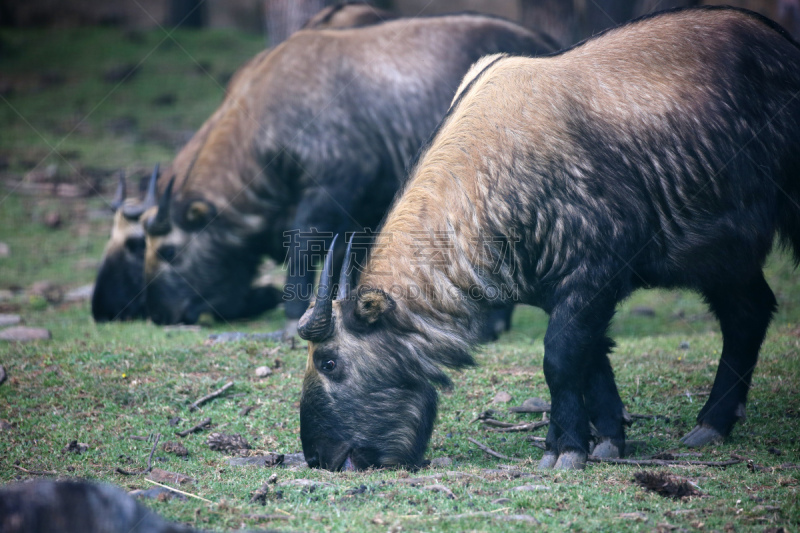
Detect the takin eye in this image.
<box><xmin>320</xmin><ymin>359</ymin><xmax>336</xmax><ymax>372</ymax></box>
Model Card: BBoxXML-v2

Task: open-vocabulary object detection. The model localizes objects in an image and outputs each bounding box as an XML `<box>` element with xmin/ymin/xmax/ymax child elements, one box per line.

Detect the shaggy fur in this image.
<box><xmin>299</xmin><ymin>6</ymin><xmax>800</xmax><ymax>470</ymax></box>
<box><xmin>139</xmin><ymin>13</ymin><xmax>555</xmax><ymax>325</ymax></box>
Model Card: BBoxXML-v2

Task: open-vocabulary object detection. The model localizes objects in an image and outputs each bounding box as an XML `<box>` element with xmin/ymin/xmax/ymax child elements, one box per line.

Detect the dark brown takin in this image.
<box><xmin>296</xmin><ymin>6</ymin><xmax>800</xmax><ymax>471</ymax></box>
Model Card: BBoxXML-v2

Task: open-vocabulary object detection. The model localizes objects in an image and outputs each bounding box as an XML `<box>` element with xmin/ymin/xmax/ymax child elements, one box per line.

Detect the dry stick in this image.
<box><xmin>176</xmin><ymin>418</ymin><xmax>212</xmax><ymax>438</ymax></box>
<box><xmin>116</xmin><ymin>434</ymin><xmax>161</xmax><ymax>476</ymax></box>
<box><xmin>587</xmin><ymin>455</ymin><xmax>742</xmax><ymax>467</ymax></box>
<box><xmin>143</xmin><ymin>479</ymin><xmax>215</xmax><ymax>504</ymax></box>
<box><xmin>189</xmin><ymin>381</ymin><xmax>233</xmax><ymax>411</ymax></box>
<box><xmin>12</xmin><ymin>465</ymin><xmax>56</xmax><ymax>476</ymax></box>
<box><xmin>468</xmin><ymin>437</ymin><xmax>521</xmax><ymax>462</ymax></box>
<box><xmin>244</xmin><ymin>514</ymin><xmax>290</xmax><ymax>521</ymax></box>
<box><xmin>485</xmin><ymin>421</ymin><xmax>550</xmax><ymax>433</ymax></box>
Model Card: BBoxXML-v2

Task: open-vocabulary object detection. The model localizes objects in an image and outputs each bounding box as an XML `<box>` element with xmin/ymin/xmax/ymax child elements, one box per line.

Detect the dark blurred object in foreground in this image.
<box><xmin>0</xmin><ymin>480</ymin><xmax>193</xmax><ymax>533</ymax></box>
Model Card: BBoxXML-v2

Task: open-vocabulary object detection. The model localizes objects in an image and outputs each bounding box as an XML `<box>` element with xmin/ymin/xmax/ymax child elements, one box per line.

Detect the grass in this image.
<box><xmin>1</xmin><ymin>26</ymin><xmax>799</xmax><ymax>533</ymax></box>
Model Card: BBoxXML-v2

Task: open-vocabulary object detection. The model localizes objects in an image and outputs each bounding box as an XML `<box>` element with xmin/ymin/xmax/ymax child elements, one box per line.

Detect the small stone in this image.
<box><xmin>255</xmin><ymin>366</ymin><xmax>272</xmax><ymax>378</ymax></box>
<box><xmin>0</xmin><ymin>314</ymin><xmax>21</xmax><ymax>326</ymax></box>
<box><xmin>619</xmin><ymin>511</ymin><xmax>648</xmax><ymax>522</ymax></box>
<box><xmin>147</xmin><ymin>468</ymin><xmax>195</xmax><ymax>486</ymax></box>
<box><xmin>0</xmin><ymin>365</ymin><xmax>6</xmax><ymax>386</ymax></box>
<box><xmin>0</xmin><ymin>242</ymin><xmax>9</xmax><ymax>257</ymax></box>
<box><xmin>430</xmin><ymin>456</ymin><xmax>452</xmax><ymax>467</ymax></box>
<box><xmin>679</xmin><ymin>341</ymin><xmax>690</xmax><ymax>350</ymax></box>
<box><xmin>43</xmin><ymin>212</ymin><xmax>62</xmax><ymax>228</ymax></box>
<box><xmin>29</xmin><ymin>281</ymin><xmax>62</xmax><ymax>303</ymax></box>
<box><xmin>510</xmin><ymin>397</ymin><xmax>551</xmax><ymax>413</ymax></box>
<box><xmin>512</xmin><ymin>484</ymin><xmax>550</xmax><ymax>492</ymax></box>
<box><xmin>227</xmin><ymin>455</ymin><xmax>284</xmax><ymax>467</ymax></box>
<box><xmin>493</xmin><ymin>391</ymin><xmax>512</xmax><ymax>404</ymax></box>
<box><xmin>64</xmin><ymin>284</ymin><xmax>94</xmax><ymax>302</ymax></box>
<box><xmin>0</xmin><ymin>327</ymin><xmax>51</xmax><ymax>342</ymax></box>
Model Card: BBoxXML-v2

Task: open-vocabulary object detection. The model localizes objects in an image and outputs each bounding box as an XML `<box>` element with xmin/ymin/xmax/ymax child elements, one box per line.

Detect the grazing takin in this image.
<box><xmin>297</xmin><ymin>6</ymin><xmax>800</xmax><ymax>471</ymax></box>
<box><xmin>140</xmin><ymin>14</ymin><xmax>555</xmax><ymax>328</ymax></box>
<box><xmin>90</xmin><ymin>2</ymin><xmax>406</xmax><ymax>323</ymax></box>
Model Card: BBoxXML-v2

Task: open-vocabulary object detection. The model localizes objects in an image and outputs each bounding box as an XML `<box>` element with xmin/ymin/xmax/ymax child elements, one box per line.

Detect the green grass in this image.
<box><xmin>1</xmin><ymin>27</ymin><xmax>799</xmax><ymax>533</ymax></box>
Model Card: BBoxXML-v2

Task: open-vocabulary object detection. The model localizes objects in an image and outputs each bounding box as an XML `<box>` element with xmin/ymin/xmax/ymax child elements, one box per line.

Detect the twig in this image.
<box><xmin>485</xmin><ymin>421</ymin><xmax>549</xmax><ymax>433</ymax></box>
<box><xmin>12</xmin><ymin>465</ymin><xmax>56</xmax><ymax>476</ymax></box>
<box><xmin>189</xmin><ymin>381</ymin><xmax>233</xmax><ymax>411</ymax></box>
<box><xmin>244</xmin><ymin>514</ymin><xmax>290</xmax><ymax>521</ymax></box>
<box><xmin>629</xmin><ymin>413</ymin><xmax>671</xmax><ymax>422</ymax></box>
<box><xmin>468</xmin><ymin>437</ymin><xmax>520</xmax><ymax>462</ymax></box>
<box><xmin>176</xmin><ymin>418</ymin><xmax>212</xmax><ymax>438</ymax></box>
<box><xmin>116</xmin><ymin>434</ymin><xmax>161</xmax><ymax>475</ymax></box>
<box><xmin>239</xmin><ymin>405</ymin><xmax>258</xmax><ymax>417</ymax></box>
<box><xmin>143</xmin><ymin>479</ymin><xmax>215</xmax><ymax>504</ymax></box>
<box><xmin>587</xmin><ymin>455</ymin><xmax>742</xmax><ymax>467</ymax></box>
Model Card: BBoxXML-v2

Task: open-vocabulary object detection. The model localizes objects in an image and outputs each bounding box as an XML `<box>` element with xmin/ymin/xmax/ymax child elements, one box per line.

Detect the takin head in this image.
<box><xmin>298</xmin><ymin>236</ymin><xmax>453</xmax><ymax>471</ymax></box>
<box><xmin>142</xmin><ymin>179</ymin><xmax>281</xmax><ymax>325</ymax></box>
<box><xmin>91</xmin><ymin>166</ymin><xmax>159</xmax><ymax>322</ymax></box>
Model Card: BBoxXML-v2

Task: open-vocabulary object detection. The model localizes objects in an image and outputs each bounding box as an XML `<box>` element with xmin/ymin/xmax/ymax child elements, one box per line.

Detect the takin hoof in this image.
<box><xmin>592</xmin><ymin>440</ymin><xmax>622</xmax><ymax>459</ymax></box>
<box><xmin>554</xmin><ymin>451</ymin><xmax>587</xmax><ymax>470</ymax></box>
<box><xmin>680</xmin><ymin>424</ymin><xmax>724</xmax><ymax>448</ymax></box>
<box><xmin>538</xmin><ymin>452</ymin><xmax>558</xmax><ymax>470</ymax></box>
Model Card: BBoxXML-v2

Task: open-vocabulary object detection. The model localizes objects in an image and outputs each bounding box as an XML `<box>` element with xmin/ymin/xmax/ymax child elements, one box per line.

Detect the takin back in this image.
<box><xmin>296</xmin><ymin>6</ymin><xmax>800</xmax><ymax>471</ymax></box>
<box><xmin>92</xmin><ymin>12</ymin><xmax>556</xmax><ymax>328</ymax></box>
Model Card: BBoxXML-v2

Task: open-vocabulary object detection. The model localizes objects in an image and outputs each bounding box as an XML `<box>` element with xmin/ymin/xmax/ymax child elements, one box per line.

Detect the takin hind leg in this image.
<box><xmin>584</xmin><ymin>336</ymin><xmax>626</xmax><ymax>459</ymax></box>
<box><xmin>681</xmin><ymin>272</ymin><xmax>777</xmax><ymax>447</ymax></box>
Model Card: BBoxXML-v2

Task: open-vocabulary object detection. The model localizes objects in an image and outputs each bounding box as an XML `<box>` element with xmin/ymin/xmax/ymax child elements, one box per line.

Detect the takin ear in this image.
<box><xmin>355</xmin><ymin>289</ymin><xmax>394</xmax><ymax>325</ymax></box>
<box><xmin>182</xmin><ymin>200</ymin><xmax>216</xmax><ymax>230</ymax></box>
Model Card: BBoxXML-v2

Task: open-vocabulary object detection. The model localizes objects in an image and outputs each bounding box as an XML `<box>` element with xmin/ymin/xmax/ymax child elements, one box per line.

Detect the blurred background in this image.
<box><xmin>2</xmin><ymin>0</ymin><xmax>799</xmax><ymax>46</ymax></box>
<box><xmin>1</xmin><ymin>0</ymin><xmax>799</xmax><ymax>315</ymax></box>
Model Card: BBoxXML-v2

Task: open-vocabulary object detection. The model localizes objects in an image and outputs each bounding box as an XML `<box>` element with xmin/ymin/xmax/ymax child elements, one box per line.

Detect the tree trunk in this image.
<box><xmin>264</xmin><ymin>0</ymin><xmax>332</xmax><ymax>47</ymax></box>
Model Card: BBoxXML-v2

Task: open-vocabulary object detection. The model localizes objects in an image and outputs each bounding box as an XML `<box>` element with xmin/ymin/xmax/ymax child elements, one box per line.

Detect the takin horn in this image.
<box><xmin>337</xmin><ymin>233</ymin><xmax>354</xmax><ymax>300</ymax></box>
<box><xmin>110</xmin><ymin>171</ymin><xmax>126</xmax><ymax>212</ymax></box>
<box><xmin>297</xmin><ymin>234</ymin><xmax>338</xmax><ymax>342</ymax></box>
<box><xmin>145</xmin><ymin>175</ymin><xmax>174</xmax><ymax>236</ymax></box>
<box><xmin>121</xmin><ymin>163</ymin><xmax>160</xmax><ymax>220</ymax></box>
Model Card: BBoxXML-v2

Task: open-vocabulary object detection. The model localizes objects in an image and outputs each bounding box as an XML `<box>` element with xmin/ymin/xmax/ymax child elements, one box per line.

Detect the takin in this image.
<box><xmin>90</xmin><ymin>2</ymin><xmax>405</xmax><ymax>323</ymax></box>
<box><xmin>296</xmin><ymin>6</ymin><xmax>800</xmax><ymax>471</ymax></box>
<box><xmin>138</xmin><ymin>14</ymin><xmax>555</xmax><ymax>329</ymax></box>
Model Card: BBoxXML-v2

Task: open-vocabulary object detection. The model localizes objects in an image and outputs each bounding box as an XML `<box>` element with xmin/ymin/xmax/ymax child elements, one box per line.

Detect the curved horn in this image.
<box><xmin>298</xmin><ymin>234</ymin><xmax>338</xmax><ymax>342</ymax></box>
<box><xmin>110</xmin><ymin>171</ymin><xmax>126</xmax><ymax>211</ymax></box>
<box><xmin>120</xmin><ymin>164</ymin><xmax>160</xmax><ymax>220</ymax></box>
<box><xmin>142</xmin><ymin>163</ymin><xmax>159</xmax><ymax>210</ymax></box>
<box><xmin>145</xmin><ymin>176</ymin><xmax>175</xmax><ymax>236</ymax></box>
<box><xmin>337</xmin><ymin>233</ymin><xmax>354</xmax><ymax>300</ymax></box>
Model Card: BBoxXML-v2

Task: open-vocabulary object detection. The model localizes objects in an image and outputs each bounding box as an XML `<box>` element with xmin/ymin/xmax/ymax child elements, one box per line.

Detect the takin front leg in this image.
<box><xmin>682</xmin><ymin>272</ymin><xmax>777</xmax><ymax>447</ymax></box>
<box><xmin>539</xmin><ymin>289</ymin><xmax>617</xmax><ymax>470</ymax></box>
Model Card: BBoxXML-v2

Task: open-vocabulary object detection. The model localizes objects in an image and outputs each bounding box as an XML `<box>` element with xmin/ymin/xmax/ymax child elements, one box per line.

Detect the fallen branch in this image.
<box><xmin>117</xmin><ymin>434</ymin><xmax>161</xmax><ymax>475</ymax></box>
<box><xmin>485</xmin><ymin>421</ymin><xmax>549</xmax><ymax>433</ymax></box>
<box><xmin>468</xmin><ymin>437</ymin><xmax>520</xmax><ymax>462</ymax></box>
<box><xmin>143</xmin><ymin>479</ymin><xmax>215</xmax><ymax>504</ymax></box>
<box><xmin>12</xmin><ymin>465</ymin><xmax>56</xmax><ymax>476</ymax></box>
<box><xmin>176</xmin><ymin>418</ymin><xmax>212</xmax><ymax>438</ymax></box>
<box><xmin>588</xmin><ymin>455</ymin><xmax>742</xmax><ymax>467</ymax></box>
<box><xmin>189</xmin><ymin>381</ymin><xmax>233</xmax><ymax>411</ymax></box>
<box><xmin>244</xmin><ymin>514</ymin><xmax>290</xmax><ymax>521</ymax></box>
